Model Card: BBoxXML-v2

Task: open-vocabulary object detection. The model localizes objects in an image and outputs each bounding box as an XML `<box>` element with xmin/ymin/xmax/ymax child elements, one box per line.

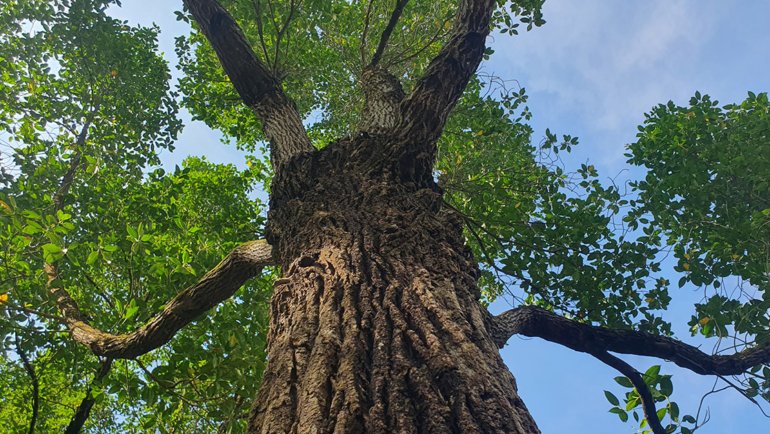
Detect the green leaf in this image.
<box><xmin>124</xmin><ymin>299</ymin><xmax>139</xmax><ymax>320</ymax></box>
<box><xmin>659</xmin><ymin>376</ymin><xmax>673</xmax><ymax>396</ymax></box>
<box><xmin>609</xmin><ymin>407</ymin><xmax>628</xmax><ymax>422</ymax></box>
<box><xmin>604</xmin><ymin>390</ymin><xmax>620</xmax><ymax>406</ymax></box>
<box><xmin>42</xmin><ymin>243</ymin><xmax>64</xmax><ymax>263</ymax></box>
<box><xmin>614</xmin><ymin>376</ymin><xmax>634</xmax><ymax>388</ymax></box>
<box><xmin>626</xmin><ymin>396</ymin><xmax>639</xmax><ymax>411</ymax></box>
<box><xmin>643</xmin><ymin>365</ymin><xmax>661</xmax><ymax>385</ymax></box>
<box><xmin>86</xmin><ymin>250</ymin><xmax>100</xmax><ymax>265</ymax></box>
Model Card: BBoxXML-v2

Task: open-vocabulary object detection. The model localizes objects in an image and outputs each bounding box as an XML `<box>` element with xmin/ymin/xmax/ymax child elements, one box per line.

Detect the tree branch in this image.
<box><xmin>396</xmin><ymin>0</ymin><xmax>496</xmax><ymax>147</ymax></box>
<box><xmin>64</xmin><ymin>359</ymin><xmax>113</xmax><ymax>434</ymax></box>
<box><xmin>359</xmin><ymin>0</ymin><xmax>375</xmax><ymax>66</ymax></box>
<box><xmin>52</xmin><ymin>109</ymin><xmax>95</xmax><ymax>210</ymax></box>
<box><xmin>358</xmin><ymin>67</ymin><xmax>405</xmax><ymax>133</ymax></box>
<box><xmin>184</xmin><ymin>0</ymin><xmax>313</xmax><ymax>166</ymax></box>
<box><xmin>47</xmin><ymin>240</ymin><xmax>274</xmax><ymax>359</ymax></box>
<box><xmin>272</xmin><ymin>0</ymin><xmax>301</xmax><ymax>73</ymax></box>
<box><xmin>368</xmin><ymin>0</ymin><xmax>409</xmax><ymax>68</ymax></box>
<box><xmin>5</xmin><ymin>302</ymin><xmax>69</xmax><ymax>324</ymax></box>
<box><xmin>356</xmin><ymin>0</ymin><xmax>410</xmax><ymax>134</ymax></box>
<box><xmin>487</xmin><ymin>305</ymin><xmax>770</xmax><ymax>376</ymax></box>
<box><xmin>14</xmin><ymin>334</ymin><xmax>38</xmax><ymax>434</ymax></box>
<box><xmin>592</xmin><ymin>351</ymin><xmax>666</xmax><ymax>434</ymax></box>
<box><xmin>252</xmin><ymin>0</ymin><xmax>271</xmax><ymax>64</ymax></box>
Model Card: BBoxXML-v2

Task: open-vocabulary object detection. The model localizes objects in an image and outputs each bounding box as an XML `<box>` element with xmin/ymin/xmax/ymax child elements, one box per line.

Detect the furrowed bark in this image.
<box><xmin>184</xmin><ymin>0</ymin><xmax>313</xmax><ymax>166</ymax></box>
<box><xmin>359</xmin><ymin>0</ymin><xmax>410</xmax><ymax>132</ymax></box>
<box><xmin>47</xmin><ymin>240</ymin><xmax>273</xmax><ymax>359</ymax></box>
<box><xmin>358</xmin><ymin>67</ymin><xmax>405</xmax><ymax>134</ymax></box>
<box><xmin>488</xmin><ymin>305</ymin><xmax>770</xmax><ymax>376</ymax></box>
<box><xmin>396</xmin><ymin>0</ymin><xmax>496</xmax><ymax>148</ymax></box>
<box><xmin>64</xmin><ymin>359</ymin><xmax>113</xmax><ymax>434</ymax></box>
<box><xmin>250</xmin><ymin>136</ymin><xmax>540</xmax><ymax>433</ymax></box>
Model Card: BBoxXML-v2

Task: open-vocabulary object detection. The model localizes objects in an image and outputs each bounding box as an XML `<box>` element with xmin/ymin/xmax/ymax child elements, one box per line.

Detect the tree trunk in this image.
<box><xmin>248</xmin><ymin>136</ymin><xmax>539</xmax><ymax>433</ymax></box>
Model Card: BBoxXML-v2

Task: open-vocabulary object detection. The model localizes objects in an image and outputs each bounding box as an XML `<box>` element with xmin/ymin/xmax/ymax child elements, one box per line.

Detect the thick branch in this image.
<box><xmin>47</xmin><ymin>240</ymin><xmax>274</xmax><ymax>359</ymax></box>
<box><xmin>184</xmin><ymin>0</ymin><xmax>312</xmax><ymax>165</ymax></box>
<box><xmin>358</xmin><ymin>67</ymin><xmax>405</xmax><ymax>133</ymax></box>
<box><xmin>396</xmin><ymin>0</ymin><xmax>496</xmax><ymax>147</ymax></box>
<box><xmin>64</xmin><ymin>359</ymin><xmax>113</xmax><ymax>434</ymax></box>
<box><xmin>357</xmin><ymin>0</ymin><xmax>409</xmax><ymax>134</ymax></box>
<box><xmin>592</xmin><ymin>351</ymin><xmax>666</xmax><ymax>434</ymax></box>
<box><xmin>488</xmin><ymin>306</ymin><xmax>770</xmax><ymax>376</ymax></box>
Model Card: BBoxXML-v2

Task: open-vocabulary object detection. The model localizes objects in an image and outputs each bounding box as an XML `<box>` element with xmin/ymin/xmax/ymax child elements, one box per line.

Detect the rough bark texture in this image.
<box><xmin>185</xmin><ymin>1</ymin><xmax>543</xmax><ymax>432</ymax></box>
<box><xmin>359</xmin><ymin>67</ymin><xmax>405</xmax><ymax>134</ymax></box>
<box><xmin>397</xmin><ymin>0</ymin><xmax>496</xmax><ymax>148</ymax></box>
<box><xmin>248</xmin><ymin>136</ymin><xmax>539</xmax><ymax>433</ymax></box>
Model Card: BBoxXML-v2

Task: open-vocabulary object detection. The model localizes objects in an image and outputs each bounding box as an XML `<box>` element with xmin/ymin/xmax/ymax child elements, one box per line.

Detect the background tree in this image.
<box><xmin>0</xmin><ymin>0</ymin><xmax>768</xmax><ymax>433</ymax></box>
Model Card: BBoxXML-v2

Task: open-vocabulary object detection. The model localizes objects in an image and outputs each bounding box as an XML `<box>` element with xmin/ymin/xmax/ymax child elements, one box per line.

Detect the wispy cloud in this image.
<box><xmin>488</xmin><ymin>0</ymin><xmax>769</xmax><ymax>171</ymax></box>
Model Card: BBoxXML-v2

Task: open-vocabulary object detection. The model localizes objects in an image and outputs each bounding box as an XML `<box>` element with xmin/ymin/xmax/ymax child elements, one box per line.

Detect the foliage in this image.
<box><xmin>0</xmin><ymin>0</ymin><xmax>768</xmax><ymax>433</ymax></box>
<box><xmin>0</xmin><ymin>0</ymin><xmax>270</xmax><ymax>432</ymax></box>
<box><xmin>628</xmin><ymin>92</ymin><xmax>770</xmax><ymax>341</ymax></box>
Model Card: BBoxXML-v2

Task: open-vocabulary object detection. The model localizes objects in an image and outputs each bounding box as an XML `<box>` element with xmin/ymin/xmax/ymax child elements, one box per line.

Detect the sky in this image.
<box><xmin>109</xmin><ymin>1</ymin><xmax>770</xmax><ymax>432</ymax></box>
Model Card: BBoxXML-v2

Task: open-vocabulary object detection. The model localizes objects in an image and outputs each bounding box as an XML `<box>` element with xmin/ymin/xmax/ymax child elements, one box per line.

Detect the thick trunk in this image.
<box><xmin>248</xmin><ymin>136</ymin><xmax>539</xmax><ymax>433</ymax></box>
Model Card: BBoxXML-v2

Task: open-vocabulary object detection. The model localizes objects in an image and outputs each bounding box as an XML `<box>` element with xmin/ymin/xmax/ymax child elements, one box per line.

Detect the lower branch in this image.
<box><xmin>47</xmin><ymin>240</ymin><xmax>274</xmax><ymax>359</ymax></box>
<box><xmin>592</xmin><ymin>351</ymin><xmax>666</xmax><ymax>434</ymax></box>
<box><xmin>64</xmin><ymin>359</ymin><xmax>113</xmax><ymax>434</ymax></box>
<box><xmin>487</xmin><ymin>305</ymin><xmax>770</xmax><ymax>376</ymax></box>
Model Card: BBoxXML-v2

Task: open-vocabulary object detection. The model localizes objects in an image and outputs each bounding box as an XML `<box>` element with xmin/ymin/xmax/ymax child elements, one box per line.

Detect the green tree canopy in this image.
<box><xmin>0</xmin><ymin>1</ymin><xmax>768</xmax><ymax>433</ymax></box>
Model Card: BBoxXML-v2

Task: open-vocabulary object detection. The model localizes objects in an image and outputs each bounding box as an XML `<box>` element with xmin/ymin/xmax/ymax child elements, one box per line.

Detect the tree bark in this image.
<box><xmin>248</xmin><ymin>136</ymin><xmax>539</xmax><ymax>433</ymax></box>
<box><xmin>358</xmin><ymin>67</ymin><xmax>405</xmax><ymax>134</ymax></box>
<box><xmin>184</xmin><ymin>1</ymin><xmax>541</xmax><ymax>432</ymax></box>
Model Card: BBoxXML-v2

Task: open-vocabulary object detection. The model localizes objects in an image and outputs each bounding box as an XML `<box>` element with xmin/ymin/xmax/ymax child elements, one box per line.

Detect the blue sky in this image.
<box><xmin>111</xmin><ymin>1</ymin><xmax>770</xmax><ymax>432</ymax></box>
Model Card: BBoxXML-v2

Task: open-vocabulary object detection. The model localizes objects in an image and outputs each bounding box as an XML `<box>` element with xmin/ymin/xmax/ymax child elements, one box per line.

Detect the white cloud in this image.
<box><xmin>489</xmin><ymin>1</ymin><xmax>723</xmax><ymax>170</ymax></box>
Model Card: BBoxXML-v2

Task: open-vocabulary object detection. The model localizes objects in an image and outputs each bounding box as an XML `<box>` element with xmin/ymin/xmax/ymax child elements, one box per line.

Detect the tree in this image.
<box><xmin>1</xmin><ymin>0</ymin><xmax>768</xmax><ymax>433</ymax></box>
